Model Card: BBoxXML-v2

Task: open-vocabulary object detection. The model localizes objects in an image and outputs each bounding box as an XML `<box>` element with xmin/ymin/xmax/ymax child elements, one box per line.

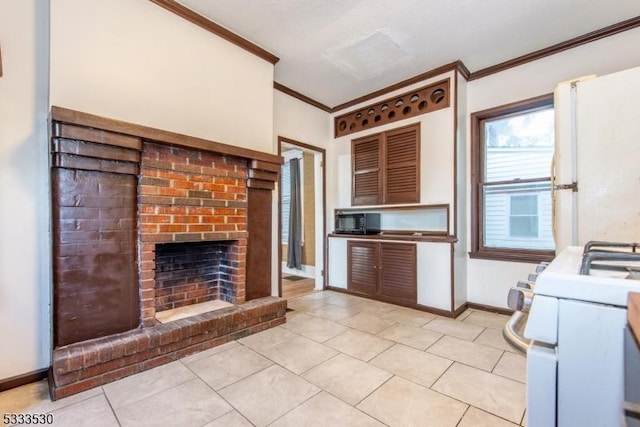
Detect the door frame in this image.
<box><xmin>278</xmin><ymin>136</ymin><xmax>326</xmax><ymax>296</ymax></box>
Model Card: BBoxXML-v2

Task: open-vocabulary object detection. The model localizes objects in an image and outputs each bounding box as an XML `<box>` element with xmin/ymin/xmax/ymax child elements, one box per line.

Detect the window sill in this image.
<box><xmin>469</xmin><ymin>249</ymin><xmax>554</xmax><ymax>264</ymax></box>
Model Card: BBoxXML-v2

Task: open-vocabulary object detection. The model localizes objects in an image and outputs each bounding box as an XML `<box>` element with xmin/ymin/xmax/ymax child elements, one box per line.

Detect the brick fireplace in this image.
<box><xmin>49</xmin><ymin>107</ymin><xmax>283</xmax><ymax>400</ymax></box>
<box><xmin>138</xmin><ymin>142</ymin><xmax>249</xmax><ymax>326</ymax></box>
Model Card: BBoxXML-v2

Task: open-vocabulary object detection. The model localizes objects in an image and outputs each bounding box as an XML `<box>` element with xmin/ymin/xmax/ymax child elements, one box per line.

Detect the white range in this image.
<box><xmin>523</xmin><ymin>243</ymin><xmax>640</xmax><ymax>427</ymax></box>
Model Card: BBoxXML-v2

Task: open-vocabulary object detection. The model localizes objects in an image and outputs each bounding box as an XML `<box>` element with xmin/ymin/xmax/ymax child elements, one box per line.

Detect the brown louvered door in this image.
<box><xmin>379</xmin><ymin>242</ymin><xmax>417</xmax><ymax>303</ymax></box>
<box><xmin>347</xmin><ymin>240</ymin><xmax>379</xmax><ymax>295</ymax></box>
<box><xmin>352</xmin><ymin>135</ymin><xmax>382</xmax><ymax>205</ymax></box>
<box><xmin>384</xmin><ymin>124</ymin><xmax>420</xmax><ymax>204</ymax></box>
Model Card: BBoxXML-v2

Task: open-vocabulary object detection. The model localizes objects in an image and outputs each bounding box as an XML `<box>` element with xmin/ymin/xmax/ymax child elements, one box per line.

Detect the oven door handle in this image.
<box><xmin>502</xmin><ymin>310</ymin><xmax>531</xmax><ymax>354</ymax></box>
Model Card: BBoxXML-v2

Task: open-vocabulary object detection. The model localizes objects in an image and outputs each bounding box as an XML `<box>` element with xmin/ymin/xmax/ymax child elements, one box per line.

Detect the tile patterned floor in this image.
<box><xmin>0</xmin><ymin>291</ymin><xmax>526</xmax><ymax>426</ymax></box>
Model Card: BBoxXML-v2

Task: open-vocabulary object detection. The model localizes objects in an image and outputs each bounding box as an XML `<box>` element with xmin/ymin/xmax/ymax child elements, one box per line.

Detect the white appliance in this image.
<box><xmin>524</xmin><ymin>244</ymin><xmax>640</xmax><ymax>426</ymax></box>
<box><xmin>503</xmin><ymin>66</ymin><xmax>640</xmax><ymax>427</ymax></box>
<box><xmin>552</xmin><ymin>66</ymin><xmax>640</xmax><ymax>250</ymax></box>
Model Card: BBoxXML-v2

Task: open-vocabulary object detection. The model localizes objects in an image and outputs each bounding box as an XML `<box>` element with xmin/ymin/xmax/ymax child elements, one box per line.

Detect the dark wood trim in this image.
<box><xmin>51</xmin><ymin>106</ymin><xmax>282</xmax><ymax>165</ymax></box>
<box><xmin>467</xmin><ymin>302</ymin><xmax>514</xmax><ymax>316</ymax></box>
<box><xmin>469</xmin><ymin>15</ymin><xmax>640</xmax><ymax>81</ymax></box>
<box><xmin>148</xmin><ymin>0</ymin><xmax>279</xmax><ymax>65</ymax></box>
<box><xmin>0</xmin><ymin>368</ymin><xmax>48</xmax><ymax>392</ymax></box>
<box><xmin>455</xmin><ymin>61</ymin><xmax>471</xmax><ymax>80</ymax></box>
<box><xmin>453</xmin><ymin>302</ymin><xmax>469</xmax><ymax>318</ymax></box>
<box><xmin>469</xmin><ymin>94</ymin><xmax>555</xmax><ymax>264</ymax></box>
<box><xmin>332</xmin><ymin>61</ymin><xmax>462</xmax><ymax>113</ymax></box>
<box><xmin>326</xmin><ymin>286</ymin><xmax>459</xmax><ymax>318</ymax></box>
<box><xmin>335</xmin><ymin>203</ymin><xmax>449</xmax><ymax>212</ymax></box>
<box><xmin>0</xmin><ymin>44</ymin><xmax>3</xmax><ymax>77</ymax></box>
<box><xmin>274</xmin><ymin>82</ymin><xmax>332</xmax><ymax>113</ymax></box>
<box><xmin>469</xmin><ymin>249</ymin><xmax>554</xmax><ymax>264</ymax></box>
<box><xmin>328</xmin><ymin>233</ymin><xmax>455</xmax><ymax>243</ymax></box>
<box><xmin>277</xmin><ymin>136</ymin><xmax>327</xmax><ymax>295</ymax></box>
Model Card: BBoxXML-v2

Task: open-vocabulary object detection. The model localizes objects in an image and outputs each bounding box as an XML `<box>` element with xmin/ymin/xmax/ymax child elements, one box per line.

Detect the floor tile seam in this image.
<box><xmin>99</xmin><ymin>390</ymin><xmax>124</xmax><ymax>427</ymax></box>
<box><xmin>312</xmin><ymin>388</ymin><xmax>392</xmax><ymax>427</ymax></box>
<box><xmin>429</xmin><ymin>362</ymin><xmax>527</xmax><ymax>421</ymax></box>
<box><xmin>106</xmin><ymin>370</ymin><xmax>198</xmax><ymax>411</ymax></box>
<box><xmin>262</xmin><ymin>387</ymin><xmax>322</xmax><ymax>427</ymax></box>
<box><xmin>424</xmin><ymin>347</ymin><xmax>504</xmax><ymax>374</ymax></box>
<box><xmin>181</xmin><ymin>340</ymin><xmax>246</xmax><ymax>367</ymax></box>
<box><xmin>488</xmin><ymin>349</ymin><xmax>506</xmax><ymax>372</ymax></box>
<box><xmin>192</xmin><ymin>357</ymin><xmax>275</xmax><ymax>395</ymax></box>
<box><xmin>279</xmin><ymin>319</ymin><xmax>346</xmax><ymax>344</ymax></box>
<box><xmin>454</xmin><ymin>405</ymin><xmax>472</xmax><ymax>427</ymax></box>
<box><xmin>33</xmin><ymin>386</ymin><xmax>108</xmax><ymax>417</ymax></box>
<box><xmin>421</xmin><ymin>324</ymin><xmax>487</xmax><ymax>341</ymax></box>
<box><xmin>183</xmin><ymin>361</ymin><xmax>257</xmax><ymax>425</ymax></box>
<box><xmin>489</xmin><ymin>369</ymin><xmax>526</xmax><ymax>385</ymax></box>
<box><xmin>352</xmin><ymin>373</ymin><xmax>397</xmax><ymax>411</ymax></box>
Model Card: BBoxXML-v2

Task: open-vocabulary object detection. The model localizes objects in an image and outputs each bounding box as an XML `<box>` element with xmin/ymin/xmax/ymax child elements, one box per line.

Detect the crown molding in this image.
<box><xmin>274</xmin><ymin>82</ymin><xmax>332</xmax><ymax>112</ymax></box>
<box><xmin>149</xmin><ymin>0</ymin><xmax>279</xmax><ymax>65</ymax></box>
<box><xmin>468</xmin><ymin>15</ymin><xmax>640</xmax><ymax>80</ymax></box>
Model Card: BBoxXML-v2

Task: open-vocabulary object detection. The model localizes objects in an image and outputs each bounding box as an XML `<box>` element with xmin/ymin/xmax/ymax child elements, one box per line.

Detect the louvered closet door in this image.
<box><xmin>352</xmin><ymin>135</ymin><xmax>381</xmax><ymax>205</ymax></box>
<box><xmin>384</xmin><ymin>124</ymin><xmax>420</xmax><ymax>204</ymax></box>
<box><xmin>347</xmin><ymin>241</ymin><xmax>379</xmax><ymax>295</ymax></box>
<box><xmin>379</xmin><ymin>242</ymin><xmax>416</xmax><ymax>302</ymax></box>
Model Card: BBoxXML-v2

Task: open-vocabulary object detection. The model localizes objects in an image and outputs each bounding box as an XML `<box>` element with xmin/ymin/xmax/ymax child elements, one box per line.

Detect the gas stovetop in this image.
<box><xmin>533</xmin><ymin>241</ymin><xmax>640</xmax><ymax>307</ymax></box>
<box><xmin>579</xmin><ymin>241</ymin><xmax>640</xmax><ymax>275</ymax></box>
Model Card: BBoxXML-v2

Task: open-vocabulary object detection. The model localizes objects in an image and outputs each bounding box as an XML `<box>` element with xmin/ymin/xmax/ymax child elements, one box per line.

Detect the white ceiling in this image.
<box><xmin>178</xmin><ymin>0</ymin><xmax>640</xmax><ymax>108</ymax></box>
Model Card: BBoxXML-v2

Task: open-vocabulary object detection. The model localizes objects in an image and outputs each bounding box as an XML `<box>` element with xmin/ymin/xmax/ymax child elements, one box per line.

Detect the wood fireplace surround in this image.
<box><xmin>49</xmin><ymin>106</ymin><xmax>285</xmax><ymax>399</ymax></box>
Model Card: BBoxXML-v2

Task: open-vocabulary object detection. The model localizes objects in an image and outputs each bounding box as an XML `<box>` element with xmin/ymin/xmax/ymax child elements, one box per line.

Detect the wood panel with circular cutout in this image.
<box><xmin>335</xmin><ymin>78</ymin><xmax>450</xmax><ymax>138</ymax></box>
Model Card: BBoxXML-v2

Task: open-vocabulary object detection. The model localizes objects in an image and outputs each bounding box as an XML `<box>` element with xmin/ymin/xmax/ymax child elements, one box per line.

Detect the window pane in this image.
<box><xmin>484</xmin><ymin>108</ymin><xmax>554</xmax><ymax>182</ymax></box>
<box><xmin>483</xmin><ymin>181</ymin><xmax>554</xmax><ymax>250</ymax></box>
<box><xmin>510</xmin><ymin>194</ymin><xmax>537</xmax><ymax>215</ymax></box>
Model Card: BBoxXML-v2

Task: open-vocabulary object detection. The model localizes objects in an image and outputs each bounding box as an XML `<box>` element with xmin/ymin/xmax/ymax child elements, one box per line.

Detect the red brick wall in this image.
<box><xmin>138</xmin><ymin>142</ymin><xmax>248</xmax><ymax>325</ymax></box>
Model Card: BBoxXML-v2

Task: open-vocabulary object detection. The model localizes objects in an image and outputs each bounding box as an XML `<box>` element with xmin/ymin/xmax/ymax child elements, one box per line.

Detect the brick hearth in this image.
<box><xmin>50</xmin><ymin>297</ymin><xmax>286</xmax><ymax>400</ymax></box>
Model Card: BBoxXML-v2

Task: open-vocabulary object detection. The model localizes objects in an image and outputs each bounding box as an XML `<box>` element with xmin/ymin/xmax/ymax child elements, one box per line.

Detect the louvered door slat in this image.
<box><xmin>379</xmin><ymin>242</ymin><xmax>416</xmax><ymax>302</ymax></box>
<box><xmin>347</xmin><ymin>241</ymin><xmax>378</xmax><ymax>295</ymax></box>
<box><xmin>352</xmin><ymin>135</ymin><xmax>382</xmax><ymax>205</ymax></box>
<box><xmin>384</xmin><ymin>124</ymin><xmax>420</xmax><ymax>204</ymax></box>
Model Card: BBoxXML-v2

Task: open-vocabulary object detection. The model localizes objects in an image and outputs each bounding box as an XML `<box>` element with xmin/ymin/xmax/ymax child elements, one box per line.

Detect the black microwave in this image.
<box><xmin>334</xmin><ymin>212</ymin><xmax>381</xmax><ymax>235</ymax></box>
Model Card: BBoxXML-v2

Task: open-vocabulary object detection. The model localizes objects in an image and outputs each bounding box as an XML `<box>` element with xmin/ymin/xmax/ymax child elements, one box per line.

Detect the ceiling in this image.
<box><xmin>177</xmin><ymin>0</ymin><xmax>640</xmax><ymax>108</ymax></box>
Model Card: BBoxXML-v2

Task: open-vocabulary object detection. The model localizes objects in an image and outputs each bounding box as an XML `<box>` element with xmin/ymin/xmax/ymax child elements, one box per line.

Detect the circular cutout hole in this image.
<box><xmin>355</xmin><ymin>112</ymin><xmax>363</xmax><ymax>119</ymax></box>
<box><xmin>402</xmin><ymin>106</ymin><xmax>411</xmax><ymax>115</ymax></box>
<box><xmin>381</xmin><ymin>104</ymin><xmax>389</xmax><ymax>111</ymax></box>
<box><xmin>410</xmin><ymin>94</ymin><xmax>419</xmax><ymax>103</ymax></box>
<box><xmin>418</xmin><ymin>100</ymin><xmax>428</xmax><ymax>110</ymax></box>
<box><xmin>368</xmin><ymin>108</ymin><xmax>375</xmax><ymax>115</ymax></box>
<box><xmin>374</xmin><ymin>115</ymin><xmax>381</xmax><ymax>122</ymax></box>
<box><xmin>395</xmin><ymin>99</ymin><xmax>404</xmax><ymax>107</ymax></box>
<box><xmin>362</xmin><ymin>119</ymin><xmax>368</xmax><ymax>126</ymax></box>
<box><xmin>338</xmin><ymin>121</ymin><xmax>347</xmax><ymax>131</ymax></box>
<box><xmin>388</xmin><ymin>111</ymin><xmax>396</xmax><ymax>119</ymax></box>
<box><xmin>430</xmin><ymin>89</ymin><xmax>445</xmax><ymax>104</ymax></box>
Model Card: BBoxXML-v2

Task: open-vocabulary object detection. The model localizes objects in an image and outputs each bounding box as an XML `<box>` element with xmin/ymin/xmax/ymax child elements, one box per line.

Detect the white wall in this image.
<box><xmin>50</xmin><ymin>0</ymin><xmax>275</xmax><ymax>154</ymax></box>
<box><xmin>1</xmin><ymin>0</ymin><xmax>277</xmax><ymax>381</ymax></box>
<box><xmin>465</xmin><ymin>27</ymin><xmax>640</xmax><ymax>308</ymax></box>
<box><xmin>273</xmin><ymin>90</ymin><xmax>331</xmax><ymax>292</ymax></box>
<box><xmin>0</xmin><ymin>0</ymin><xmax>51</xmax><ymax>379</ymax></box>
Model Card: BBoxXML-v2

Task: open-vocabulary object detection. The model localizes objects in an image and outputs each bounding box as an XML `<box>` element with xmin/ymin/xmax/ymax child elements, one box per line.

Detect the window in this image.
<box><xmin>471</xmin><ymin>94</ymin><xmax>555</xmax><ymax>262</ymax></box>
<box><xmin>281</xmin><ymin>150</ymin><xmax>303</xmax><ymax>243</ymax></box>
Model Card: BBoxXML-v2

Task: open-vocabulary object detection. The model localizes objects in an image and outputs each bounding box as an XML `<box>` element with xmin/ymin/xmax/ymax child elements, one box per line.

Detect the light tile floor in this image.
<box><xmin>0</xmin><ymin>291</ymin><xmax>527</xmax><ymax>426</ymax></box>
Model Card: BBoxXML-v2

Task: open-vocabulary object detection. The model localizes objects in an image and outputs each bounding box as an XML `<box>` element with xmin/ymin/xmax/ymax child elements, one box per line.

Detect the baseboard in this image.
<box><xmin>0</xmin><ymin>368</ymin><xmax>49</xmax><ymax>392</ymax></box>
<box><xmin>326</xmin><ymin>286</ymin><xmax>459</xmax><ymax>318</ymax></box>
<box><xmin>467</xmin><ymin>302</ymin><xmax>514</xmax><ymax>316</ymax></box>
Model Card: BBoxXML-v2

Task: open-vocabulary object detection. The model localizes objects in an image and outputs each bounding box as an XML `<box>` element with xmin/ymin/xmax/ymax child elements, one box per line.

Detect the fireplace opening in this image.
<box><xmin>154</xmin><ymin>240</ymin><xmax>240</xmax><ymax>313</ymax></box>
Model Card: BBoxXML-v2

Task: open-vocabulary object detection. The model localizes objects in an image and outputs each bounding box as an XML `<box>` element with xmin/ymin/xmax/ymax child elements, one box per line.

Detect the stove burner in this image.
<box><xmin>579</xmin><ymin>241</ymin><xmax>640</xmax><ymax>275</ymax></box>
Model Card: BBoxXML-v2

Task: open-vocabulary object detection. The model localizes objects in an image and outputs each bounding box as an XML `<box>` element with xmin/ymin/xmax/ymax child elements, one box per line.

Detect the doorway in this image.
<box><xmin>278</xmin><ymin>137</ymin><xmax>325</xmax><ymax>299</ymax></box>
